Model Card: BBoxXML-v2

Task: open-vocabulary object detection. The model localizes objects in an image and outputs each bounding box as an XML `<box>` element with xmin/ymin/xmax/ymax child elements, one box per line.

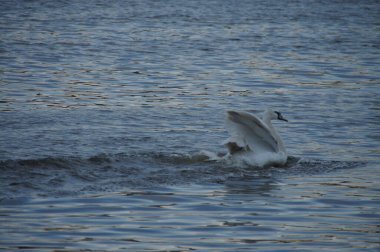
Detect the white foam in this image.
<box><xmin>224</xmin><ymin>151</ymin><xmax>288</xmax><ymax>168</ymax></box>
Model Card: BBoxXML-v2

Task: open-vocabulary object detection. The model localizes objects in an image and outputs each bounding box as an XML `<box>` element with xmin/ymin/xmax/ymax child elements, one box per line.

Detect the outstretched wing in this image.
<box><xmin>225</xmin><ymin>111</ymin><xmax>279</xmax><ymax>153</ymax></box>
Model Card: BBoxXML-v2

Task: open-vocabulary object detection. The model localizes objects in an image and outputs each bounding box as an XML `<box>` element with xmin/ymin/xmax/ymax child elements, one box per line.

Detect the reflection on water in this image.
<box><xmin>1</xmin><ymin>164</ymin><xmax>379</xmax><ymax>251</ymax></box>
<box><xmin>1</xmin><ymin>153</ymin><xmax>378</xmax><ymax>251</ymax></box>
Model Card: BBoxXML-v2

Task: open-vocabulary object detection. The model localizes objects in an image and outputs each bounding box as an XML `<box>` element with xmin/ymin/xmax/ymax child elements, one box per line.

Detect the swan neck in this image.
<box><xmin>264</xmin><ymin>118</ymin><xmax>275</xmax><ymax>133</ymax></box>
<box><xmin>263</xmin><ymin>114</ymin><xmax>272</xmax><ymax>127</ymax></box>
<box><xmin>263</xmin><ymin>114</ymin><xmax>286</xmax><ymax>154</ymax></box>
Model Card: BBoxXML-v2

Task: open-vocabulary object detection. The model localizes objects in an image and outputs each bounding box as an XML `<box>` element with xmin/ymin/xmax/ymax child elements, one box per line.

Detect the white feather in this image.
<box><xmin>224</xmin><ymin>108</ymin><xmax>288</xmax><ymax>167</ymax></box>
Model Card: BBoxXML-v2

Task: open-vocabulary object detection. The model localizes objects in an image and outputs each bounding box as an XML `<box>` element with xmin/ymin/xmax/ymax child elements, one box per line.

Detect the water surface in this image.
<box><xmin>0</xmin><ymin>0</ymin><xmax>379</xmax><ymax>251</ymax></box>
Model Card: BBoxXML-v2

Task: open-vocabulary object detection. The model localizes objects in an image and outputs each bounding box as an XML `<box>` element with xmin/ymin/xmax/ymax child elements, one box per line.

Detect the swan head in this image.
<box><xmin>274</xmin><ymin>111</ymin><xmax>288</xmax><ymax>122</ymax></box>
<box><xmin>265</xmin><ymin>108</ymin><xmax>288</xmax><ymax>122</ymax></box>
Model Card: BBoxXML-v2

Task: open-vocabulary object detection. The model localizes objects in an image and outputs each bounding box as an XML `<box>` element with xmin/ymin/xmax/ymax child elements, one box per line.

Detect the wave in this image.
<box><xmin>0</xmin><ymin>152</ymin><xmax>364</xmax><ymax>198</ymax></box>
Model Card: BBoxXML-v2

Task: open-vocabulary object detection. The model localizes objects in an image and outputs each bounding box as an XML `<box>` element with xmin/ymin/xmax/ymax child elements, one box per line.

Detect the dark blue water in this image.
<box><xmin>1</xmin><ymin>0</ymin><xmax>379</xmax><ymax>251</ymax></box>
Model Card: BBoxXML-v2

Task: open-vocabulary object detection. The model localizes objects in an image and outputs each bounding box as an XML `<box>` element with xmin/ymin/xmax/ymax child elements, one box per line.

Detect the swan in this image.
<box><xmin>224</xmin><ymin>108</ymin><xmax>288</xmax><ymax>167</ymax></box>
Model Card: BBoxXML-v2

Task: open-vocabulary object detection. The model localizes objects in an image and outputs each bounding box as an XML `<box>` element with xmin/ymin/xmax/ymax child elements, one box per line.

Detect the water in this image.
<box><xmin>1</xmin><ymin>0</ymin><xmax>379</xmax><ymax>251</ymax></box>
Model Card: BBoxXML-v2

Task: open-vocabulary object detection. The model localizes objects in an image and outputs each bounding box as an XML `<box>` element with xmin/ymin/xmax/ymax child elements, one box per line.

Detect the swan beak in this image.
<box><xmin>279</xmin><ymin>115</ymin><xmax>288</xmax><ymax>122</ymax></box>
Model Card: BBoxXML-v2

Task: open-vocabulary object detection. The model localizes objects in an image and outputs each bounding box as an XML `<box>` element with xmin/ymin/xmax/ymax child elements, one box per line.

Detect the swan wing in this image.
<box><xmin>225</xmin><ymin>111</ymin><xmax>279</xmax><ymax>153</ymax></box>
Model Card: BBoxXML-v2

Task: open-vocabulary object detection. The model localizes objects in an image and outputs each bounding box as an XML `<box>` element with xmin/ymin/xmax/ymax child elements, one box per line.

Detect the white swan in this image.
<box><xmin>224</xmin><ymin>108</ymin><xmax>288</xmax><ymax>167</ymax></box>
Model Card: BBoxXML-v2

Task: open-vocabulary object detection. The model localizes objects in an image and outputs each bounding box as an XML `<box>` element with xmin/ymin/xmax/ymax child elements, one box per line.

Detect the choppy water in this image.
<box><xmin>1</xmin><ymin>0</ymin><xmax>379</xmax><ymax>251</ymax></box>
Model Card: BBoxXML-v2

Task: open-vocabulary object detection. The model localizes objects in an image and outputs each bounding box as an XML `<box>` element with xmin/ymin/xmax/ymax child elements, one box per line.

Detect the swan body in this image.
<box><xmin>224</xmin><ymin>108</ymin><xmax>288</xmax><ymax>167</ymax></box>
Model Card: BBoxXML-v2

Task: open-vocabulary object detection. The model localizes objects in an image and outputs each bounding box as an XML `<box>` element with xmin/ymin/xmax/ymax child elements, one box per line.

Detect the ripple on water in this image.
<box><xmin>0</xmin><ymin>0</ymin><xmax>379</xmax><ymax>251</ymax></box>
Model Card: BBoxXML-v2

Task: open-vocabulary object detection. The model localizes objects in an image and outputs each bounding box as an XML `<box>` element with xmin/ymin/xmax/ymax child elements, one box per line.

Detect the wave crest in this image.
<box><xmin>0</xmin><ymin>152</ymin><xmax>364</xmax><ymax>198</ymax></box>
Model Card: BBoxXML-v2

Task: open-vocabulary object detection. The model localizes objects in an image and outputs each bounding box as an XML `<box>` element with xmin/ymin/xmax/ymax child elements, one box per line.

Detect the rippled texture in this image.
<box><xmin>0</xmin><ymin>0</ymin><xmax>379</xmax><ymax>251</ymax></box>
